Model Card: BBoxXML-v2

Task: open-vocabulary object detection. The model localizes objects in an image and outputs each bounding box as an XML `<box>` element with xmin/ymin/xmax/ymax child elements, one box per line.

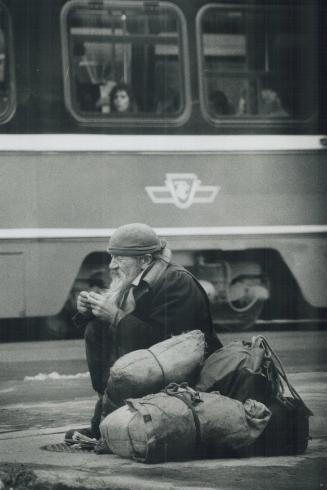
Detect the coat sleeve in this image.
<box><xmin>116</xmin><ymin>269</ymin><xmax>222</xmax><ymax>354</ymax></box>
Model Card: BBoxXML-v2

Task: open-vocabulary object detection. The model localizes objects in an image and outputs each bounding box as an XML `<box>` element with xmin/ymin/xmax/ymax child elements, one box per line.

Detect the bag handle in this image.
<box><xmin>251</xmin><ymin>335</ymin><xmax>313</xmax><ymax>416</ymax></box>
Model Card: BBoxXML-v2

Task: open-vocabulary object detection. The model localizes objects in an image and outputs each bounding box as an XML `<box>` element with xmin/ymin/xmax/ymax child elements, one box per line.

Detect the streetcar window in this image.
<box><xmin>197</xmin><ymin>5</ymin><xmax>318</xmax><ymax>124</ymax></box>
<box><xmin>61</xmin><ymin>1</ymin><xmax>190</xmax><ymax>125</ymax></box>
<box><xmin>0</xmin><ymin>3</ymin><xmax>15</xmax><ymax>124</ymax></box>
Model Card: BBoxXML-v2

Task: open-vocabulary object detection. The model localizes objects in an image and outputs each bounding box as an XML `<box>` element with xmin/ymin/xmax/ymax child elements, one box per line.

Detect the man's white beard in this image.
<box><xmin>110</xmin><ymin>273</ymin><xmax>129</xmax><ymax>292</ymax></box>
<box><xmin>105</xmin><ymin>271</ymin><xmax>134</xmax><ymax>306</ymax></box>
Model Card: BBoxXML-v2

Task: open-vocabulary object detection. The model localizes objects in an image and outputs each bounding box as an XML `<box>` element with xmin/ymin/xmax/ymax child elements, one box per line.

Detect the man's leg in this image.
<box><xmin>84</xmin><ymin>320</ymin><xmax>114</xmax><ymax>438</ymax></box>
<box><xmin>90</xmin><ymin>395</ymin><xmax>103</xmax><ymax>439</ymax></box>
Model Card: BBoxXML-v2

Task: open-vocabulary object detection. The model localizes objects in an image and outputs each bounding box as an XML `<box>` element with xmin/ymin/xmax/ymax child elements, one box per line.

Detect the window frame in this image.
<box><xmin>196</xmin><ymin>2</ymin><xmax>319</xmax><ymax>128</ymax></box>
<box><xmin>0</xmin><ymin>1</ymin><xmax>16</xmax><ymax>125</ymax></box>
<box><xmin>60</xmin><ymin>0</ymin><xmax>191</xmax><ymax>127</ymax></box>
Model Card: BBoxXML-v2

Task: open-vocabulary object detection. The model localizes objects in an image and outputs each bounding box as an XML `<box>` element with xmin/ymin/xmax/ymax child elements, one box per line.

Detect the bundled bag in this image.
<box><xmin>107</xmin><ymin>330</ymin><xmax>205</xmax><ymax>406</ymax></box>
<box><xmin>100</xmin><ymin>383</ymin><xmax>271</xmax><ymax>463</ymax></box>
<box><xmin>195</xmin><ymin>335</ymin><xmax>313</xmax><ymax>455</ymax></box>
<box><xmin>195</xmin><ymin>336</ymin><xmax>279</xmax><ymax>404</ymax></box>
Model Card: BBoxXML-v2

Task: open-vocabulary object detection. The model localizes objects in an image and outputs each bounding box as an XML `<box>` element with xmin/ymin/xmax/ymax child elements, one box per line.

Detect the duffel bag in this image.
<box><xmin>100</xmin><ymin>383</ymin><xmax>271</xmax><ymax>463</ymax></box>
<box><xmin>195</xmin><ymin>335</ymin><xmax>280</xmax><ymax>404</ymax></box>
<box><xmin>107</xmin><ymin>330</ymin><xmax>205</xmax><ymax>406</ymax></box>
<box><xmin>238</xmin><ymin>340</ymin><xmax>312</xmax><ymax>457</ymax></box>
<box><xmin>196</xmin><ymin>335</ymin><xmax>313</xmax><ymax>456</ymax></box>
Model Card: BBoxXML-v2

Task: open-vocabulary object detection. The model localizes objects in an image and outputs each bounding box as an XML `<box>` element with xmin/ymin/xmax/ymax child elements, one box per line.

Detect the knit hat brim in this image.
<box><xmin>107</xmin><ymin>223</ymin><xmax>166</xmax><ymax>256</ymax></box>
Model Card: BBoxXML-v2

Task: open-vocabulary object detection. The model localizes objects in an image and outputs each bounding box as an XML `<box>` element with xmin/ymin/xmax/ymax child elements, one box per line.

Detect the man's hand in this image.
<box><xmin>87</xmin><ymin>291</ymin><xmax>120</xmax><ymax>323</ymax></box>
<box><xmin>76</xmin><ymin>291</ymin><xmax>93</xmax><ymax>315</ymax></box>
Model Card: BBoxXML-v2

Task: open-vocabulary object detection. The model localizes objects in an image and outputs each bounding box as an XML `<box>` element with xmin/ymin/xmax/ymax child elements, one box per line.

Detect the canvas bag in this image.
<box><xmin>195</xmin><ymin>335</ymin><xmax>313</xmax><ymax>455</ymax></box>
<box><xmin>195</xmin><ymin>335</ymin><xmax>280</xmax><ymax>404</ymax></box>
<box><xmin>100</xmin><ymin>383</ymin><xmax>271</xmax><ymax>463</ymax></box>
<box><xmin>238</xmin><ymin>339</ymin><xmax>313</xmax><ymax>456</ymax></box>
<box><xmin>107</xmin><ymin>330</ymin><xmax>205</xmax><ymax>406</ymax></box>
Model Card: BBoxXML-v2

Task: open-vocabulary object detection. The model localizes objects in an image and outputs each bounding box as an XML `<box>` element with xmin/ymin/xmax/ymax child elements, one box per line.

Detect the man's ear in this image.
<box><xmin>140</xmin><ymin>254</ymin><xmax>153</xmax><ymax>269</ymax></box>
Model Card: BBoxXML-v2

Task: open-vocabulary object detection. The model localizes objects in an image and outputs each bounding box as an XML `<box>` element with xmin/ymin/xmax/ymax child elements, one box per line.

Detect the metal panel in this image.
<box><xmin>0</xmin><ymin>253</ymin><xmax>25</xmax><ymax>317</ymax></box>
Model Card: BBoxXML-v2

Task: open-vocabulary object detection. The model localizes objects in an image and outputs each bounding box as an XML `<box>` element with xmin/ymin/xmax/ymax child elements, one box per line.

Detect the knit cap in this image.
<box><xmin>107</xmin><ymin>223</ymin><xmax>166</xmax><ymax>256</ymax></box>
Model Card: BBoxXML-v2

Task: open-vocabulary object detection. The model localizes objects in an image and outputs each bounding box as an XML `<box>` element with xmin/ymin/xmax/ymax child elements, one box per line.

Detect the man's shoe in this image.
<box><xmin>64</xmin><ymin>427</ymin><xmax>96</xmax><ymax>445</ymax></box>
<box><xmin>94</xmin><ymin>438</ymin><xmax>112</xmax><ymax>455</ymax></box>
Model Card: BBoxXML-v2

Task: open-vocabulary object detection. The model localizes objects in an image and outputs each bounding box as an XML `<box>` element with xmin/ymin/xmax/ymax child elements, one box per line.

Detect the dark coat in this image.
<box><xmin>114</xmin><ymin>260</ymin><xmax>222</xmax><ymax>357</ymax></box>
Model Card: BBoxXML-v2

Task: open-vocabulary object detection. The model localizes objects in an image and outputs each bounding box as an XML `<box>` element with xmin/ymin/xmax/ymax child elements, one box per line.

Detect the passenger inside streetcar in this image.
<box><xmin>109</xmin><ymin>82</ymin><xmax>137</xmax><ymax>114</ymax></box>
<box><xmin>237</xmin><ymin>84</ymin><xmax>288</xmax><ymax>118</ymax></box>
<box><xmin>259</xmin><ymin>88</ymin><xmax>288</xmax><ymax>117</ymax></box>
<box><xmin>96</xmin><ymin>79</ymin><xmax>116</xmax><ymax>114</ymax></box>
<box><xmin>73</xmin><ymin>44</ymin><xmax>100</xmax><ymax>112</ymax></box>
<box><xmin>209</xmin><ymin>90</ymin><xmax>234</xmax><ymax>116</ymax></box>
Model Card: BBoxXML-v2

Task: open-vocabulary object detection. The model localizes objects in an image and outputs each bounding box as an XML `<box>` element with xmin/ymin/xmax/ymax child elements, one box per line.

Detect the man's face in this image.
<box><xmin>109</xmin><ymin>255</ymin><xmax>143</xmax><ymax>290</ymax></box>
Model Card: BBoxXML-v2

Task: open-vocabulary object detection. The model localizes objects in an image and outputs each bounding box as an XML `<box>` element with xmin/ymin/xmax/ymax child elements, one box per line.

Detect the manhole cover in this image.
<box><xmin>41</xmin><ymin>442</ymin><xmax>93</xmax><ymax>453</ymax></box>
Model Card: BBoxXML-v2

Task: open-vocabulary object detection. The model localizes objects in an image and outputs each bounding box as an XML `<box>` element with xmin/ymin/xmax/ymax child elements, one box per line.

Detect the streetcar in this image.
<box><xmin>0</xmin><ymin>0</ymin><xmax>326</xmax><ymax>339</ymax></box>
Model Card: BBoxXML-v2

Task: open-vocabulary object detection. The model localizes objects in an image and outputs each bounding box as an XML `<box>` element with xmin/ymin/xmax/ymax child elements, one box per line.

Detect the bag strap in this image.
<box><xmin>250</xmin><ymin>335</ymin><xmax>284</xmax><ymax>396</ymax></box>
<box><xmin>147</xmin><ymin>347</ymin><xmax>167</xmax><ymax>387</ymax></box>
<box><xmin>163</xmin><ymin>383</ymin><xmax>204</xmax><ymax>455</ymax></box>
<box><xmin>251</xmin><ymin>335</ymin><xmax>313</xmax><ymax>416</ymax></box>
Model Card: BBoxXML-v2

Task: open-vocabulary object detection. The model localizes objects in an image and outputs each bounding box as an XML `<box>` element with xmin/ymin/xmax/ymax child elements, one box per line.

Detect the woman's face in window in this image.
<box><xmin>113</xmin><ymin>90</ymin><xmax>130</xmax><ymax>113</ymax></box>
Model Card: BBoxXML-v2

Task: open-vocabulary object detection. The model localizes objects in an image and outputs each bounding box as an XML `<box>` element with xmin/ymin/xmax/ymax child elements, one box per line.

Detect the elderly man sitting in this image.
<box><xmin>65</xmin><ymin>223</ymin><xmax>222</xmax><ymax>450</ymax></box>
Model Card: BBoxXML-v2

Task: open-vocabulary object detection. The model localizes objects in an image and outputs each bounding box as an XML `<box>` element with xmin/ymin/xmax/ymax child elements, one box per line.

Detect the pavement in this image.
<box><xmin>0</xmin><ymin>371</ymin><xmax>327</xmax><ymax>490</ymax></box>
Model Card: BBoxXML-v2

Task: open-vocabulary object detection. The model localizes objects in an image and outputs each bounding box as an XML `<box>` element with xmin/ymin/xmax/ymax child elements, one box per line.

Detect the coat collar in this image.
<box><xmin>141</xmin><ymin>259</ymin><xmax>170</xmax><ymax>288</ymax></box>
<box><xmin>132</xmin><ymin>259</ymin><xmax>170</xmax><ymax>302</ymax></box>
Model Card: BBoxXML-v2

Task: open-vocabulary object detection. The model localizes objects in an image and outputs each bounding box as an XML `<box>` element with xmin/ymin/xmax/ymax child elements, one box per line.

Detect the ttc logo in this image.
<box><xmin>145</xmin><ymin>173</ymin><xmax>220</xmax><ymax>209</ymax></box>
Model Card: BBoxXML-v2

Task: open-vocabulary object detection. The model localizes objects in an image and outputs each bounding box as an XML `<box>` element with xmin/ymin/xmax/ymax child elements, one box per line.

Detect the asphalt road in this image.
<box><xmin>0</xmin><ymin>329</ymin><xmax>326</xmax><ymax>434</ymax></box>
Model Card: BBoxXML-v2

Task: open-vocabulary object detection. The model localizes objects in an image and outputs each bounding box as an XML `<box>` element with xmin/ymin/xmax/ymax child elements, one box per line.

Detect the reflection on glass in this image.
<box><xmin>200</xmin><ymin>6</ymin><xmax>318</xmax><ymax>121</ymax></box>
